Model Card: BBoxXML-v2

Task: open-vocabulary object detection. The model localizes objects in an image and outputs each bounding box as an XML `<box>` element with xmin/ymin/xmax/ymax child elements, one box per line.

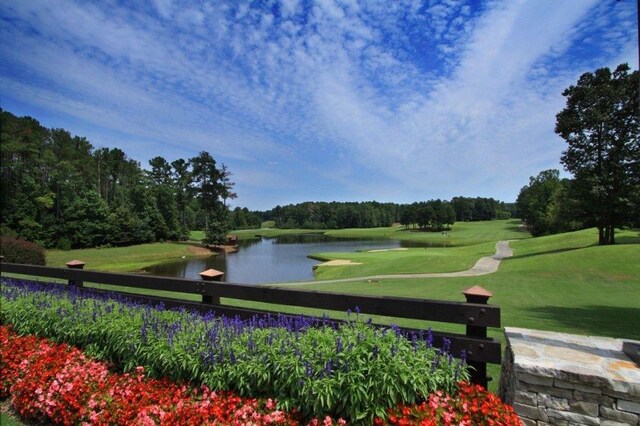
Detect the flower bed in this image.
<box><xmin>1</xmin><ymin>326</ymin><xmax>521</xmax><ymax>425</ymax></box>
<box><xmin>381</xmin><ymin>382</ymin><xmax>522</xmax><ymax>425</ymax></box>
<box><xmin>0</xmin><ymin>325</ymin><xmax>311</xmax><ymax>425</ymax></box>
<box><xmin>1</xmin><ymin>278</ymin><xmax>468</xmax><ymax>421</ymax></box>
<box><xmin>1</xmin><ymin>278</ymin><xmax>520</xmax><ymax>424</ymax></box>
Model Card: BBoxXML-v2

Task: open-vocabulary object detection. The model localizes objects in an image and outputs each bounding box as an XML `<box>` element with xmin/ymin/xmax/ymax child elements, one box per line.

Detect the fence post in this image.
<box><xmin>462</xmin><ymin>285</ymin><xmax>493</xmax><ymax>389</ymax></box>
<box><xmin>199</xmin><ymin>268</ymin><xmax>223</xmax><ymax>305</ymax></box>
<box><xmin>66</xmin><ymin>260</ymin><xmax>85</xmax><ymax>287</ymax></box>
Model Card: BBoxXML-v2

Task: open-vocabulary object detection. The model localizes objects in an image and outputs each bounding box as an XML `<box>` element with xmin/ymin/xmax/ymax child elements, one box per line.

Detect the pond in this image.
<box><xmin>145</xmin><ymin>234</ymin><xmax>421</xmax><ymax>284</ymax></box>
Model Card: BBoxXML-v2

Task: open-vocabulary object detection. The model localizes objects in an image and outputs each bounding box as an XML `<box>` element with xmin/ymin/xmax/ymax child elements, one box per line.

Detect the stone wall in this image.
<box><xmin>499</xmin><ymin>327</ymin><xmax>640</xmax><ymax>426</ymax></box>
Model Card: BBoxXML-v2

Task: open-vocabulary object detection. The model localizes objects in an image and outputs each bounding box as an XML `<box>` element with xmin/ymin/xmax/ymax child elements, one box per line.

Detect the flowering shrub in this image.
<box><xmin>1</xmin><ymin>325</ymin><xmax>520</xmax><ymax>425</ymax></box>
<box><xmin>378</xmin><ymin>382</ymin><xmax>522</xmax><ymax>425</ymax></box>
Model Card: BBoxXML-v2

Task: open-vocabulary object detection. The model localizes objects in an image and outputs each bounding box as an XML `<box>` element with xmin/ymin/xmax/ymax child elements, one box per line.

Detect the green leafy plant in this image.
<box><xmin>1</xmin><ymin>278</ymin><xmax>468</xmax><ymax>422</ymax></box>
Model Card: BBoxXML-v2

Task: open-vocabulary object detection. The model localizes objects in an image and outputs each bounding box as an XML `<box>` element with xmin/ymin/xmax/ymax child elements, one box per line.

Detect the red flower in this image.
<box><xmin>380</xmin><ymin>381</ymin><xmax>521</xmax><ymax>425</ymax></box>
<box><xmin>2</xmin><ymin>325</ymin><xmax>521</xmax><ymax>426</ymax></box>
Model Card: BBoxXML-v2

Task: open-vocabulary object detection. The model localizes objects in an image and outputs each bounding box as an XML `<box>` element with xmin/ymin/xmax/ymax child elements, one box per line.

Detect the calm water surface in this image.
<box><xmin>145</xmin><ymin>234</ymin><xmax>417</xmax><ymax>283</ymax></box>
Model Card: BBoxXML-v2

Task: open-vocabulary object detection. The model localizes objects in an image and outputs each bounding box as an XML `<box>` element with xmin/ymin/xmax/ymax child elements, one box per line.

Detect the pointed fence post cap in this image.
<box><xmin>462</xmin><ymin>285</ymin><xmax>492</xmax><ymax>304</ymax></box>
<box><xmin>462</xmin><ymin>285</ymin><xmax>493</xmax><ymax>298</ymax></box>
<box><xmin>199</xmin><ymin>268</ymin><xmax>224</xmax><ymax>281</ymax></box>
<box><xmin>66</xmin><ymin>260</ymin><xmax>86</xmax><ymax>268</ymax></box>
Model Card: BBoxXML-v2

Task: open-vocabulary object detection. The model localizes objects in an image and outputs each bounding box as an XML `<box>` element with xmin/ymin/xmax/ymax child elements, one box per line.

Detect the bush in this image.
<box><xmin>0</xmin><ymin>236</ymin><xmax>46</xmax><ymax>265</ymax></box>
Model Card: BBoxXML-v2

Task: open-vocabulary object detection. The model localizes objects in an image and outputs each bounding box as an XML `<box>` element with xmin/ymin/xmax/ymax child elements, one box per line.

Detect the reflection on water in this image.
<box><xmin>145</xmin><ymin>234</ymin><xmax>415</xmax><ymax>284</ymax></box>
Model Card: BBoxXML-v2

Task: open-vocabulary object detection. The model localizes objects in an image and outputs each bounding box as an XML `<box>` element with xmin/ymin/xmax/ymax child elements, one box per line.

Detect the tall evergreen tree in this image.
<box><xmin>0</xmin><ymin>110</ymin><xmax>235</xmax><ymax>248</ymax></box>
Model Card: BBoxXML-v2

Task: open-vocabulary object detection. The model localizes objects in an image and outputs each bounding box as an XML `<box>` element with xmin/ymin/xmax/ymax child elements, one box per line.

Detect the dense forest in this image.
<box><xmin>0</xmin><ymin>110</ymin><xmax>235</xmax><ymax>248</ymax></box>
<box><xmin>1</xmin><ymin>109</ymin><xmax>516</xmax><ymax>250</ymax></box>
<box><xmin>253</xmin><ymin>197</ymin><xmax>514</xmax><ymax>230</ymax></box>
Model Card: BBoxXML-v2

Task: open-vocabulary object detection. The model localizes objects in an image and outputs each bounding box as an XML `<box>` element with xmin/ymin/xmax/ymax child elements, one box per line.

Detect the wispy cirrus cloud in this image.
<box><xmin>0</xmin><ymin>0</ymin><xmax>637</xmax><ymax>209</ymax></box>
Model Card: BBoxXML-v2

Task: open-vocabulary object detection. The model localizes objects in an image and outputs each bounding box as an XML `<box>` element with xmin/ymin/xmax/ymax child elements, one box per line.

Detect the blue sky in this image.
<box><xmin>1</xmin><ymin>0</ymin><xmax>637</xmax><ymax>211</ymax></box>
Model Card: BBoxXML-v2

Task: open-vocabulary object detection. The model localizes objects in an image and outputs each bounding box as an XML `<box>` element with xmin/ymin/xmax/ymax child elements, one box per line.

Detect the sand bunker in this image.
<box><xmin>318</xmin><ymin>259</ymin><xmax>363</xmax><ymax>266</ymax></box>
<box><xmin>366</xmin><ymin>248</ymin><xmax>409</xmax><ymax>253</ymax></box>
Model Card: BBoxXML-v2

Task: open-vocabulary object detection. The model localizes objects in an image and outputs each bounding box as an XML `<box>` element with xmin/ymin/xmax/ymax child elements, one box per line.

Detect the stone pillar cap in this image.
<box><xmin>66</xmin><ymin>260</ymin><xmax>86</xmax><ymax>267</ymax></box>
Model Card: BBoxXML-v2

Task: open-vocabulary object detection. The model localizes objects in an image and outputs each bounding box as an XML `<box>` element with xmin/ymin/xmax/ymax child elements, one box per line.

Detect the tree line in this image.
<box><xmin>251</xmin><ymin>197</ymin><xmax>514</xmax><ymax>231</ymax></box>
<box><xmin>0</xmin><ymin>110</ymin><xmax>235</xmax><ymax>249</ymax></box>
<box><xmin>517</xmin><ymin>64</ymin><xmax>639</xmax><ymax>243</ymax></box>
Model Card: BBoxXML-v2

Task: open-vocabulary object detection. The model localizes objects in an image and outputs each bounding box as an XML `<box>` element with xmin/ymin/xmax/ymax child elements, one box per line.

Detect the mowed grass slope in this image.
<box><xmin>192</xmin><ymin>219</ymin><xmax>529</xmax><ymax>245</ymax></box>
<box><xmin>311</xmin><ymin>242</ymin><xmax>498</xmax><ymax>280</ymax></box>
<box><xmin>44</xmin><ymin>224</ymin><xmax>639</xmax><ymax>342</ymax></box>
<box><xmin>290</xmin><ymin>228</ymin><xmax>640</xmax><ymax>340</ymax></box>
<box><xmin>259</xmin><ymin>227</ymin><xmax>639</xmax><ymax>393</ymax></box>
<box><xmin>325</xmin><ymin>219</ymin><xmax>528</xmax><ymax>246</ymax></box>
<box><xmin>46</xmin><ymin>242</ymin><xmax>210</xmax><ymax>272</ymax></box>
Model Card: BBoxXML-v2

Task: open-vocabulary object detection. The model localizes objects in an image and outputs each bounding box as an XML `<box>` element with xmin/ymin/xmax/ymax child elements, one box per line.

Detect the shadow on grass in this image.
<box><xmin>507</xmin><ymin>244</ymin><xmax>598</xmax><ymax>260</ymax></box>
<box><xmin>397</xmin><ymin>227</ymin><xmax>452</xmax><ymax>233</ymax></box>
<box><xmin>503</xmin><ymin>220</ymin><xmax>528</xmax><ymax>234</ymax></box>
<box><xmin>504</xmin><ymin>225</ymin><xmax>527</xmax><ymax>233</ymax></box>
<box><xmin>523</xmin><ymin>305</ymin><xmax>640</xmax><ymax>341</ymax></box>
<box><xmin>615</xmin><ymin>235</ymin><xmax>640</xmax><ymax>245</ymax></box>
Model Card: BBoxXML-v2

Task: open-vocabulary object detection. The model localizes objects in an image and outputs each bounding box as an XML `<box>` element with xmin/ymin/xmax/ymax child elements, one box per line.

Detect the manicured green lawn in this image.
<box><xmin>41</xmin><ymin>224</ymin><xmax>640</xmax><ymax>342</ymax></box>
<box><xmin>311</xmin><ymin>241</ymin><xmax>498</xmax><ymax>280</ymax></box>
<box><xmin>192</xmin><ymin>219</ymin><xmax>529</xmax><ymax>245</ymax></box>
<box><xmin>189</xmin><ymin>230</ymin><xmax>206</xmax><ymax>241</ymax></box>
<box><xmin>191</xmin><ymin>228</ymin><xmax>326</xmax><ymax>241</ymax></box>
<box><xmin>28</xmin><ymin>223</ymin><xmax>638</xmax><ymax>396</ymax></box>
<box><xmin>46</xmin><ymin>241</ymin><xmax>211</xmax><ymax>272</ymax></box>
<box><xmin>282</xmin><ymin>228</ymin><xmax>640</xmax><ymax>337</ymax></box>
<box><xmin>233</xmin><ymin>227</ymin><xmax>327</xmax><ymax>240</ymax></box>
<box><xmin>325</xmin><ymin>219</ymin><xmax>529</xmax><ymax>246</ymax></box>
<box><xmin>230</xmin><ymin>227</ymin><xmax>640</xmax><ymax>392</ymax></box>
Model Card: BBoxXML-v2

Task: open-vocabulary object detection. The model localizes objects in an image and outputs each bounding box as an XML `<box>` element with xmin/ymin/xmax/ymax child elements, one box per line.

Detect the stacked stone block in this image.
<box><xmin>500</xmin><ymin>327</ymin><xmax>640</xmax><ymax>425</ymax></box>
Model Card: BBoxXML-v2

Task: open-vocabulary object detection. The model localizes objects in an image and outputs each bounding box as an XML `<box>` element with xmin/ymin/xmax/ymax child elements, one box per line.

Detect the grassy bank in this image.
<box><xmin>231</xmin><ymin>227</ymin><xmax>640</xmax><ymax>392</ymax></box>
<box><xmin>192</xmin><ymin>219</ymin><xmax>529</xmax><ymax>245</ymax></box>
<box><xmin>46</xmin><ymin>242</ymin><xmax>211</xmax><ymax>272</ymax></box>
<box><xmin>274</xmin><ymin>228</ymin><xmax>640</xmax><ymax>337</ymax></box>
<box><xmin>40</xmin><ymin>224</ymin><xmax>640</xmax><ymax>341</ymax></box>
<box><xmin>52</xmin><ymin>219</ymin><xmax>513</xmax><ymax>274</ymax></box>
<box><xmin>325</xmin><ymin>219</ymin><xmax>528</xmax><ymax>246</ymax></box>
<box><xmin>311</xmin><ymin>241</ymin><xmax>498</xmax><ymax>280</ymax></box>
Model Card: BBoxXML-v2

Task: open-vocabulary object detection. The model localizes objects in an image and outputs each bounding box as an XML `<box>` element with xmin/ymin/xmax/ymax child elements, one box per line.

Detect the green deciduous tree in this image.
<box><xmin>555</xmin><ymin>63</ymin><xmax>639</xmax><ymax>245</ymax></box>
<box><xmin>516</xmin><ymin>170</ymin><xmax>562</xmax><ymax>236</ymax></box>
<box><xmin>63</xmin><ymin>190</ymin><xmax>111</xmax><ymax>248</ymax></box>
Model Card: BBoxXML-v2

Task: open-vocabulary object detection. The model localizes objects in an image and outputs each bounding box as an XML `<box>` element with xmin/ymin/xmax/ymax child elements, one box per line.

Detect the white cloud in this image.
<box><xmin>301</xmin><ymin>0</ymin><xmax>615</xmax><ymax>199</ymax></box>
<box><xmin>0</xmin><ymin>0</ymin><xmax>636</xmax><ymax>209</ymax></box>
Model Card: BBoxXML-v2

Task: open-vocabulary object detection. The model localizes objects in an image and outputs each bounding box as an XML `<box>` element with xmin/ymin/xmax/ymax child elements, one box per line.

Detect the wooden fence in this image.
<box><xmin>0</xmin><ymin>261</ymin><xmax>501</xmax><ymax>388</ymax></box>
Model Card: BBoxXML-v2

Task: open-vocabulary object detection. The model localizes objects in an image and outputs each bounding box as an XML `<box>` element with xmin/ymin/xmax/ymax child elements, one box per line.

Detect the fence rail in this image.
<box><xmin>0</xmin><ymin>261</ymin><xmax>501</xmax><ymax>387</ymax></box>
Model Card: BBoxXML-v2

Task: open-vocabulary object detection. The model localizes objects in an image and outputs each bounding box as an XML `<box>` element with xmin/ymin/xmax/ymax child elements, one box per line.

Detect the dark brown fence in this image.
<box><xmin>0</xmin><ymin>261</ymin><xmax>501</xmax><ymax>388</ymax></box>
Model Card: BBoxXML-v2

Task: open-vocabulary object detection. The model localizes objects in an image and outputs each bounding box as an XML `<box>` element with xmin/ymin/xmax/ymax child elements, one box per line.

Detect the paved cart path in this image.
<box><xmin>273</xmin><ymin>240</ymin><xmax>513</xmax><ymax>286</ymax></box>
